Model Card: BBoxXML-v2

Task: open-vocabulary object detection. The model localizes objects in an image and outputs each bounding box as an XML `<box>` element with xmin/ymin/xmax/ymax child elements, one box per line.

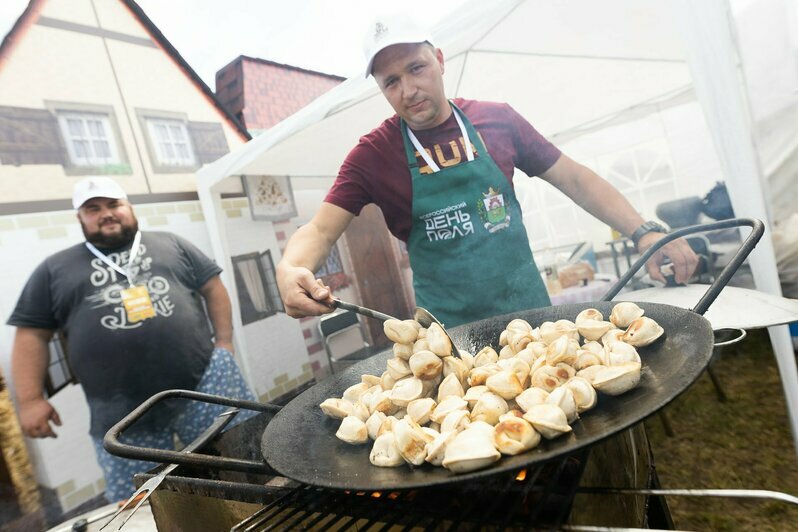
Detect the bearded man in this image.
<box><xmin>7</xmin><ymin>177</ymin><xmax>255</xmax><ymax>503</ymax></box>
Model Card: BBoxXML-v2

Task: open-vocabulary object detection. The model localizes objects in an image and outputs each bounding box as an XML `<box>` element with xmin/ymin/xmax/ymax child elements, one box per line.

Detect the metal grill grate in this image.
<box><xmin>232</xmin><ymin>452</ymin><xmax>587</xmax><ymax>531</ymax></box>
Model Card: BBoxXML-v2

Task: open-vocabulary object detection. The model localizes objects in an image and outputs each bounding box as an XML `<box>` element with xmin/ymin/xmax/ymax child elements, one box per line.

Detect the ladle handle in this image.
<box><xmin>333</xmin><ymin>298</ymin><xmax>397</xmax><ymax>321</ymax></box>
<box><xmin>601</xmin><ymin>218</ymin><xmax>764</xmax><ymax>316</ymax></box>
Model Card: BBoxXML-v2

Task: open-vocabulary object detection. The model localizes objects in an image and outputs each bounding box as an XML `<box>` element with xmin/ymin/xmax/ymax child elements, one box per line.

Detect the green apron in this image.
<box><xmin>403</xmin><ymin>102</ymin><xmax>550</xmax><ymax>328</ymax></box>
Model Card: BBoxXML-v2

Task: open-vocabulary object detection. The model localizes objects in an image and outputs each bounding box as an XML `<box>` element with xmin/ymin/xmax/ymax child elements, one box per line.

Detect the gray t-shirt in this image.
<box><xmin>8</xmin><ymin>231</ymin><xmax>221</xmax><ymax>436</ymax></box>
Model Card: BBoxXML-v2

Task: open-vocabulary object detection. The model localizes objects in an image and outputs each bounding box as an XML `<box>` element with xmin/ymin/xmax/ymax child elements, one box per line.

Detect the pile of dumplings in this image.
<box><xmin>319</xmin><ymin>302</ymin><xmax>664</xmax><ymax>474</ymax></box>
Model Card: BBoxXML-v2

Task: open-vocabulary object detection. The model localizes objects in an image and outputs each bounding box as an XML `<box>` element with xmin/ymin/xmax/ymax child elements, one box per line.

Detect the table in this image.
<box><xmin>549</xmin><ymin>277</ymin><xmax>618</xmax><ymax>305</ymax></box>
<box><xmin>605</xmin><ymin>237</ymin><xmax>636</xmax><ymax>278</ymax></box>
<box><xmin>618</xmin><ymin>285</ymin><xmax>798</xmax><ymax>330</ymax></box>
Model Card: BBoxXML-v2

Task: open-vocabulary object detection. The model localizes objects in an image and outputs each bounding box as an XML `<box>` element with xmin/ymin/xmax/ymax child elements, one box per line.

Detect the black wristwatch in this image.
<box><xmin>630</xmin><ymin>221</ymin><xmax>668</xmax><ymax>248</ymax></box>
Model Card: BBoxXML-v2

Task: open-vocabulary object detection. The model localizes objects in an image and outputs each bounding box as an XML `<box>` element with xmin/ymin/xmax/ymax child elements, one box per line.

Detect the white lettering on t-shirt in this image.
<box><xmin>154</xmin><ymin>296</ymin><xmax>175</xmax><ymax>317</ymax></box>
<box><xmin>85</xmin><ymin>243</ymin><xmax>175</xmax><ymax>330</ymax></box>
<box><xmin>90</xmin><ymin>257</ymin><xmax>120</xmax><ymax>286</ymax></box>
<box><xmin>89</xmin><ymin>244</ymin><xmax>150</xmax><ymax>287</ymax></box>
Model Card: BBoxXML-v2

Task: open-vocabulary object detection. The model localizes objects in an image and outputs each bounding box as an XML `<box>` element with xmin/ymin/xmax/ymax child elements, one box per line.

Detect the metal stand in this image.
<box><xmin>706</xmin><ymin>363</ymin><xmax>728</xmax><ymax>402</ymax></box>
<box><xmin>602</xmin><ymin>218</ymin><xmax>765</xmax><ymax>438</ymax></box>
<box><xmin>605</xmin><ymin>237</ymin><xmax>635</xmax><ymax>279</ymax></box>
<box><xmin>657</xmin><ymin>410</ymin><xmax>675</xmax><ymax>438</ymax></box>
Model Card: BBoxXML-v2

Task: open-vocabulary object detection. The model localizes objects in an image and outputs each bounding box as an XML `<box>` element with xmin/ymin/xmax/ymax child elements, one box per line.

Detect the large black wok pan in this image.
<box><xmin>262</xmin><ymin>300</ymin><xmax>711</xmax><ymax>490</ymax></box>
<box><xmin>261</xmin><ymin>218</ymin><xmax>763</xmax><ymax>491</ymax></box>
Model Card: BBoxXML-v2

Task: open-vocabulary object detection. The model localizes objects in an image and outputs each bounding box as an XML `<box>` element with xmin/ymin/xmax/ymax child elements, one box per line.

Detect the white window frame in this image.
<box><xmin>57</xmin><ymin>112</ymin><xmax>120</xmax><ymax>166</ymax></box>
<box><xmin>145</xmin><ymin>118</ymin><xmax>196</xmax><ymax>167</ymax></box>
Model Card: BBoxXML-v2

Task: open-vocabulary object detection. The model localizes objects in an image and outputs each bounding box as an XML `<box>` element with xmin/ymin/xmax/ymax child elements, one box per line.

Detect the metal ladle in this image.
<box><xmin>332</xmin><ymin>298</ymin><xmax>460</xmax><ymax>358</ymax></box>
<box><xmin>332</xmin><ymin>298</ymin><xmax>397</xmax><ymax>321</ymax></box>
<box><xmin>412</xmin><ymin>307</ymin><xmax>460</xmax><ymax>358</ymax></box>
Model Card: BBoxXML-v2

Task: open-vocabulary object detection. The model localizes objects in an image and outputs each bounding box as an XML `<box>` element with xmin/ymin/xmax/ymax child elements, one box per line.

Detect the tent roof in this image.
<box><xmin>197</xmin><ymin>0</ymin><xmax>689</xmax><ymax>188</ymax></box>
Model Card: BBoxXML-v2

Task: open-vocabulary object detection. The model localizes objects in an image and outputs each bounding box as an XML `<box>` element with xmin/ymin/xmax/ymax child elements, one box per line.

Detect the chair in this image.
<box><xmin>655</xmin><ymin>196</ymin><xmax>703</xmax><ymax>229</ymax></box>
<box><xmin>319</xmin><ymin>310</ymin><xmax>376</xmax><ymax>373</ymax></box>
<box><xmin>655</xmin><ymin>197</ymin><xmax>719</xmax><ymax>283</ymax></box>
<box><xmin>685</xmin><ymin>234</ymin><xmax>716</xmax><ymax>284</ymax></box>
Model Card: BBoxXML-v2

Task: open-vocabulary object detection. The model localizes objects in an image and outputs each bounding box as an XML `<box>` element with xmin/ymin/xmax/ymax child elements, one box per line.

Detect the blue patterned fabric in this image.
<box><xmin>91</xmin><ymin>347</ymin><xmax>257</xmax><ymax>501</ymax></box>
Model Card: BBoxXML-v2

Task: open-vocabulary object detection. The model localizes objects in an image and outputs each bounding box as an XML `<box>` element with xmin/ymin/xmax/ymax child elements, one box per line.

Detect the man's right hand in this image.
<box><xmin>277</xmin><ymin>264</ymin><xmax>336</xmax><ymax>318</ymax></box>
<box><xmin>18</xmin><ymin>397</ymin><xmax>61</xmax><ymax>438</ymax></box>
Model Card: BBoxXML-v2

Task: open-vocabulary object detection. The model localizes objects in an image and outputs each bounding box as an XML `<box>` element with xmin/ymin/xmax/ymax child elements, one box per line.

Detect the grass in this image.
<box><xmin>645</xmin><ymin>328</ymin><xmax>798</xmax><ymax>531</ymax></box>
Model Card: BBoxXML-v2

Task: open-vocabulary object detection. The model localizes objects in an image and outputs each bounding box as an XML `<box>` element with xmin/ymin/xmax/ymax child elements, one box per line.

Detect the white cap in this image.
<box><xmin>362</xmin><ymin>14</ymin><xmax>434</xmax><ymax>78</ymax></box>
<box><xmin>72</xmin><ymin>177</ymin><xmax>127</xmax><ymax>209</ymax></box>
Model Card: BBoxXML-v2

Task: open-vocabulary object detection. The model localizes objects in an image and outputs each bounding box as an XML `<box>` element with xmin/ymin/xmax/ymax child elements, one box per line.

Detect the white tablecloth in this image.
<box><xmin>549</xmin><ymin>278</ymin><xmax>618</xmax><ymax>306</ymax></box>
<box><xmin>618</xmin><ymin>285</ymin><xmax>798</xmax><ymax>330</ymax></box>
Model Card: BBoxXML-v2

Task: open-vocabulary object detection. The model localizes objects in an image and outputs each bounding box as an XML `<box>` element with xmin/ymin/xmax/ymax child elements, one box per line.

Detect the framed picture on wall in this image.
<box><xmin>242</xmin><ymin>175</ymin><xmax>297</xmax><ymax>221</ymax></box>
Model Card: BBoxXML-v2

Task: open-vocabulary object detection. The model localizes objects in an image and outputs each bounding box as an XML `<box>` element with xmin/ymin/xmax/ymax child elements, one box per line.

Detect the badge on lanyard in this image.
<box><xmin>86</xmin><ymin>231</ymin><xmax>156</xmax><ymax>323</ymax></box>
<box><xmin>120</xmin><ymin>285</ymin><xmax>156</xmax><ymax>322</ymax></box>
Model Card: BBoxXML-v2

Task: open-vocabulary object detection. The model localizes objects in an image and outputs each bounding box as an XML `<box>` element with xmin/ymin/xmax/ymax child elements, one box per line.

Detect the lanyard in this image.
<box><xmin>405</xmin><ymin>104</ymin><xmax>473</xmax><ymax>173</ymax></box>
<box><xmin>85</xmin><ymin>231</ymin><xmax>142</xmax><ymax>287</ymax></box>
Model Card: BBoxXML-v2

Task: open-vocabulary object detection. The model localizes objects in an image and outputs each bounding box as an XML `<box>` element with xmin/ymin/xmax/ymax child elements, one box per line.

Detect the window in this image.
<box><xmin>45</xmin><ymin>333</ymin><xmax>75</xmax><ymax>397</ymax></box>
<box><xmin>232</xmin><ymin>250</ymin><xmax>284</xmax><ymax>324</ymax></box>
<box><xmin>259</xmin><ymin>251</ymin><xmax>282</xmax><ymax>311</ymax></box>
<box><xmin>317</xmin><ymin>244</ymin><xmax>343</xmax><ymax>277</ymax></box>
<box><xmin>145</xmin><ymin>118</ymin><xmax>195</xmax><ymax>167</ymax></box>
<box><xmin>57</xmin><ymin>112</ymin><xmax>119</xmax><ymax>166</ymax></box>
<box><xmin>316</xmin><ymin>244</ymin><xmax>350</xmax><ymax>291</ymax></box>
<box><xmin>137</xmin><ymin>109</ymin><xmax>230</xmax><ymax>171</ymax></box>
<box><xmin>45</xmin><ymin>101</ymin><xmax>131</xmax><ymax>175</ymax></box>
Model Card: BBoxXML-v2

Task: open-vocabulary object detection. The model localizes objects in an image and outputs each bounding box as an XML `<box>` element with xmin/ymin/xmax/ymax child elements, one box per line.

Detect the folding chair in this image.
<box><xmin>319</xmin><ymin>309</ymin><xmax>376</xmax><ymax>373</ymax></box>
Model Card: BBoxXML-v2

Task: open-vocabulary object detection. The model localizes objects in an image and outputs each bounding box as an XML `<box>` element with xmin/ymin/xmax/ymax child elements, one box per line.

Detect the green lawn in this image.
<box><xmin>645</xmin><ymin>329</ymin><xmax>798</xmax><ymax>531</ymax></box>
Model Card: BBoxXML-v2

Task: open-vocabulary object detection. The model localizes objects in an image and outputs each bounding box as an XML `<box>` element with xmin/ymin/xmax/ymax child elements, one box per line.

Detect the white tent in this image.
<box><xmin>197</xmin><ymin>0</ymin><xmax>798</xmax><ymax>451</ymax></box>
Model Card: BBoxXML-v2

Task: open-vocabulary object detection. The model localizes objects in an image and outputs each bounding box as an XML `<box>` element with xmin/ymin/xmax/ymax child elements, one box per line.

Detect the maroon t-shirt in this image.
<box><xmin>325</xmin><ymin>98</ymin><xmax>561</xmax><ymax>242</ymax></box>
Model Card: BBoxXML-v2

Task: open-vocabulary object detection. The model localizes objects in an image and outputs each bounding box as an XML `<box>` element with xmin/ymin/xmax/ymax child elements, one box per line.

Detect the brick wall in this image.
<box><xmin>271</xmin><ymin>218</ymin><xmax>329</xmax><ymax>379</ymax></box>
<box><xmin>215</xmin><ymin>60</ymin><xmax>245</xmax><ymax>125</ymax></box>
<box><xmin>216</xmin><ymin>57</ymin><xmax>343</xmax><ymax>131</ymax></box>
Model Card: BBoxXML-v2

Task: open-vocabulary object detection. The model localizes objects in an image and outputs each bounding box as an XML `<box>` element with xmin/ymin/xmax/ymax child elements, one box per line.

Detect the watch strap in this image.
<box><xmin>630</xmin><ymin>221</ymin><xmax>668</xmax><ymax>247</ymax></box>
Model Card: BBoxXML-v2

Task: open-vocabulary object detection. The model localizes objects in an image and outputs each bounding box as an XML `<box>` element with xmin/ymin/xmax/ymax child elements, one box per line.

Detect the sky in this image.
<box><xmin>0</xmin><ymin>0</ymin><xmax>469</xmax><ymax>89</ymax></box>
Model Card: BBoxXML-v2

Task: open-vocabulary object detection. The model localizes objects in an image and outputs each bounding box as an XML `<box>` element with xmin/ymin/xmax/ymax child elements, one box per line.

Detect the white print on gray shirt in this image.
<box><xmin>85</xmin><ymin>244</ymin><xmax>175</xmax><ymax>330</ymax></box>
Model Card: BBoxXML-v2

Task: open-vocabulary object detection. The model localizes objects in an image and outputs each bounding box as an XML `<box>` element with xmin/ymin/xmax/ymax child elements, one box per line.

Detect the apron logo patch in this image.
<box><xmin>420</xmin><ymin>202</ymin><xmax>475</xmax><ymax>241</ymax></box>
<box><xmin>479</xmin><ymin>187</ymin><xmax>511</xmax><ymax>233</ymax></box>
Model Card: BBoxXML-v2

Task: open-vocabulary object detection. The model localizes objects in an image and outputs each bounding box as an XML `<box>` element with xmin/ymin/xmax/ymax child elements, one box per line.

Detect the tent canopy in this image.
<box><xmin>197</xmin><ymin>0</ymin><xmax>691</xmax><ymax>187</ymax></box>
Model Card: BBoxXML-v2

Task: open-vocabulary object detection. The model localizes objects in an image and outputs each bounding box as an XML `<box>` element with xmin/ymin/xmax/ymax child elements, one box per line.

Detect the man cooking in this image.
<box><xmin>276</xmin><ymin>14</ymin><xmax>698</xmax><ymax>326</ymax></box>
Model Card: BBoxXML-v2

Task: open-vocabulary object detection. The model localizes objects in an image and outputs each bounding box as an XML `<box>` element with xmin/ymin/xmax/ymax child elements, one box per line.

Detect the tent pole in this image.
<box><xmin>198</xmin><ymin>181</ymin><xmax>257</xmax><ymax>393</ymax></box>
<box><xmin>673</xmin><ymin>0</ymin><xmax>798</xmax><ymax>454</ymax></box>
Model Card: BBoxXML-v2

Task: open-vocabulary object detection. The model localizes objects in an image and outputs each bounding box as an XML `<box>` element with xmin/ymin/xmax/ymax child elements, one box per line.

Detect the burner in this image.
<box><xmin>125</xmin><ymin>413</ymin><xmax>668</xmax><ymax>530</ymax></box>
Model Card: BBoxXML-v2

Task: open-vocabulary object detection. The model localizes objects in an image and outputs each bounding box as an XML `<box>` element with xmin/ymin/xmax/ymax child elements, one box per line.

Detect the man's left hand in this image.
<box><xmin>637</xmin><ymin>233</ymin><xmax>699</xmax><ymax>285</ymax></box>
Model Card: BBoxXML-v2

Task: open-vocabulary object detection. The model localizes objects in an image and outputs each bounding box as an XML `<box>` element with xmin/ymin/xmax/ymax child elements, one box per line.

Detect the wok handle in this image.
<box><xmin>601</xmin><ymin>218</ymin><xmax>764</xmax><ymax>316</ymax></box>
<box><xmin>714</xmin><ymin>328</ymin><xmax>747</xmax><ymax>347</ymax></box>
<box><xmin>103</xmin><ymin>389</ymin><xmax>279</xmax><ymax>473</ymax></box>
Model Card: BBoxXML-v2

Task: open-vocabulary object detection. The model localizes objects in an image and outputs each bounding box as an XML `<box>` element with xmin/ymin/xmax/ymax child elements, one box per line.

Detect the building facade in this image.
<box><xmin>0</xmin><ymin>0</ymin><xmax>276</xmax><ymax>516</ymax></box>
<box><xmin>216</xmin><ymin>55</ymin><xmax>343</xmax><ymax>134</ymax></box>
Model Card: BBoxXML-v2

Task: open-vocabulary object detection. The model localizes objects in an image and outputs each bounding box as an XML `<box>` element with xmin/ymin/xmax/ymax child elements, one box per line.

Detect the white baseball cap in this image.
<box><xmin>72</xmin><ymin>177</ymin><xmax>127</xmax><ymax>209</ymax></box>
<box><xmin>362</xmin><ymin>14</ymin><xmax>435</xmax><ymax>78</ymax></box>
